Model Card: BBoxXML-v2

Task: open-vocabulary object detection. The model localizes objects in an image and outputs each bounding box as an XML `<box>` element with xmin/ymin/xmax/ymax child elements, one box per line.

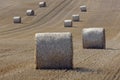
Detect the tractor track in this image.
<box><xmin>0</xmin><ymin>0</ymin><xmax>72</xmax><ymax>35</ymax></box>
<box><xmin>0</xmin><ymin>0</ymin><xmax>78</xmax><ymax>39</ymax></box>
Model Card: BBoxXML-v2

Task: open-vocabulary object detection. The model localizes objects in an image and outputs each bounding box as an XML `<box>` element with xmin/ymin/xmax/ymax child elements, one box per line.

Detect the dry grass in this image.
<box><xmin>0</xmin><ymin>0</ymin><xmax>120</xmax><ymax>80</ymax></box>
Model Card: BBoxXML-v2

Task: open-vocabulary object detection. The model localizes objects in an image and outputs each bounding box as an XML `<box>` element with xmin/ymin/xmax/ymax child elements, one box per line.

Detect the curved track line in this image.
<box><xmin>2</xmin><ymin>0</ymin><xmax>78</xmax><ymax>38</ymax></box>
<box><xmin>0</xmin><ymin>0</ymin><xmax>72</xmax><ymax>35</ymax></box>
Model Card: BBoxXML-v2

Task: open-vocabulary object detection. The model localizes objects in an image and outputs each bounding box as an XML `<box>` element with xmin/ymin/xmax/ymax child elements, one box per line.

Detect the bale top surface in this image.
<box><xmin>64</xmin><ymin>20</ymin><xmax>72</xmax><ymax>22</ymax></box>
<box><xmin>27</xmin><ymin>9</ymin><xmax>33</xmax><ymax>12</ymax></box>
<box><xmin>72</xmin><ymin>14</ymin><xmax>79</xmax><ymax>16</ymax></box>
<box><xmin>39</xmin><ymin>2</ymin><xmax>46</xmax><ymax>4</ymax></box>
<box><xmin>80</xmin><ymin>5</ymin><xmax>87</xmax><ymax>8</ymax></box>
<box><xmin>13</xmin><ymin>16</ymin><xmax>21</xmax><ymax>19</ymax></box>
<box><xmin>83</xmin><ymin>28</ymin><xmax>104</xmax><ymax>33</ymax></box>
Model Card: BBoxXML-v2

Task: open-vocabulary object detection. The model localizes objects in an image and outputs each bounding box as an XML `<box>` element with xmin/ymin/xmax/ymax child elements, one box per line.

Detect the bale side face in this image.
<box><xmin>26</xmin><ymin>10</ymin><xmax>34</xmax><ymax>16</ymax></box>
<box><xmin>39</xmin><ymin>2</ymin><xmax>46</xmax><ymax>7</ymax></box>
<box><xmin>82</xmin><ymin>28</ymin><xmax>106</xmax><ymax>49</ymax></box>
<box><xmin>35</xmin><ymin>32</ymin><xmax>73</xmax><ymax>69</ymax></box>
<box><xmin>80</xmin><ymin>5</ymin><xmax>87</xmax><ymax>12</ymax></box>
<box><xmin>72</xmin><ymin>15</ymin><xmax>79</xmax><ymax>21</ymax></box>
<box><xmin>13</xmin><ymin>16</ymin><xmax>21</xmax><ymax>23</ymax></box>
<box><xmin>64</xmin><ymin>20</ymin><xmax>72</xmax><ymax>27</ymax></box>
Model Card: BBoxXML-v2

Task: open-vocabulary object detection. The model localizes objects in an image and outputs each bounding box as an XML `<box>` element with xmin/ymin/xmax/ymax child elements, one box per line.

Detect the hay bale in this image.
<box><xmin>64</xmin><ymin>20</ymin><xmax>72</xmax><ymax>27</ymax></box>
<box><xmin>26</xmin><ymin>9</ymin><xmax>34</xmax><ymax>16</ymax></box>
<box><xmin>35</xmin><ymin>32</ymin><xmax>73</xmax><ymax>69</ymax></box>
<box><xmin>82</xmin><ymin>28</ymin><xmax>106</xmax><ymax>49</ymax></box>
<box><xmin>72</xmin><ymin>14</ymin><xmax>80</xmax><ymax>21</ymax></box>
<box><xmin>13</xmin><ymin>16</ymin><xmax>21</xmax><ymax>23</ymax></box>
<box><xmin>39</xmin><ymin>2</ymin><xmax>46</xmax><ymax>7</ymax></box>
<box><xmin>80</xmin><ymin>5</ymin><xmax>87</xmax><ymax>12</ymax></box>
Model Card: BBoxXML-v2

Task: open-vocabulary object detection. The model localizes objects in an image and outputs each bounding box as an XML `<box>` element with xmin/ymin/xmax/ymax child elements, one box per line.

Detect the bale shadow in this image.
<box><xmin>34</xmin><ymin>14</ymin><xmax>37</xmax><ymax>16</ymax></box>
<box><xmin>73</xmin><ymin>20</ymin><xmax>83</xmax><ymax>22</ymax></box>
<box><xmin>64</xmin><ymin>26</ymin><xmax>73</xmax><ymax>28</ymax></box>
<box><xmin>64</xmin><ymin>26</ymin><xmax>80</xmax><ymax>28</ymax></box>
<box><xmin>36</xmin><ymin>67</ymin><xmax>72</xmax><ymax>71</ymax></box>
<box><xmin>83</xmin><ymin>48</ymin><xmax>106</xmax><ymax>50</ymax></box>
<box><xmin>65</xmin><ymin>67</ymin><xmax>102</xmax><ymax>74</ymax></box>
<box><xmin>81</xmin><ymin>10</ymin><xmax>87</xmax><ymax>12</ymax></box>
<box><xmin>105</xmin><ymin>48</ymin><xmax>120</xmax><ymax>50</ymax></box>
<box><xmin>36</xmin><ymin>67</ymin><xmax>102</xmax><ymax>74</ymax></box>
<box><xmin>74</xmin><ymin>67</ymin><xmax>94</xmax><ymax>72</ymax></box>
<box><xmin>36</xmin><ymin>67</ymin><xmax>94</xmax><ymax>72</ymax></box>
<box><xmin>40</xmin><ymin>5</ymin><xmax>48</xmax><ymax>8</ymax></box>
<box><xmin>28</xmin><ymin>14</ymin><xmax>37</xmax><ymax>16</ymax></box>
<box><xmin>66</xmin><ymin>67</ymin><xmax>95</xmax><ymax>73</ymax></box>
<box><xmin>13</xmin><ymin>22</ymin><xmax>23</xmax><ymax>24</ymax></box>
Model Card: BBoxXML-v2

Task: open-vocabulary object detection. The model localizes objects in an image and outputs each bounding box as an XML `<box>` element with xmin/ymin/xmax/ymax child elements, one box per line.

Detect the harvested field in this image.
<box><xmin>0</xmin><ymin>0</ymin><xmax>120</xmax><ymax>80</ymax></box>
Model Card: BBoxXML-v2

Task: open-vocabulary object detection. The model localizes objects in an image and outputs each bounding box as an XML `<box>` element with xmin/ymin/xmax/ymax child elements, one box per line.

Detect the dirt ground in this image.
<box><xmin>0</xmin><ymin>0</ymin><xmax>120</xmax><ymax>80</ymax></box>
